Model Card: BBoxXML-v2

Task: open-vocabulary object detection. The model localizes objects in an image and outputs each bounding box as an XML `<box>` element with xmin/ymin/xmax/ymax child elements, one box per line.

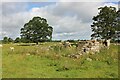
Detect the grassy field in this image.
<box><xmin>1</xmin><ymin>42</ymin><xmax>119</xmax><ymax>78</ymax></box>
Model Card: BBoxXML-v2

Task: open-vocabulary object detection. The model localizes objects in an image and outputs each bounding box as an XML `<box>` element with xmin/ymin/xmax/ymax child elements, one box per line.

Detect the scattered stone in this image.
<box><xmin>26</xmin><ymin>53</ymin><xmax>30</xmax><ymax>56</ymax></box>
<box><xmin>68</xmin><ymin>53</ymin><xmax>81</xmax><ymax>59</ymax></box>
<box><xmin>62</xmin><ymin>41</ymin><xmax>71</xmax><ymax>48</ymax></box>
<box><xmin>74</xmin><ymin>55</ymin><xmax>80</xmax><ymax>59</ymax></box>
<box><xmin>78</xmin><ymin>53</ymin><xmax>83</xmax><ymax>56</ymax></box>
<box><xmin>86</xmin><ymin>58</ymin><xmax>92</xmax><ymax>61</ymax></box>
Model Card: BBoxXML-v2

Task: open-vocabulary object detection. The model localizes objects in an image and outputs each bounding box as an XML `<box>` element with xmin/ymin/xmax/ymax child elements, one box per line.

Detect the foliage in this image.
<box><xmin>20</xmin><ymin>16</ymin><xmax>53</xmax><ymax>44</ymax></box>
<box><xmin>91</xmin><ymin>6</ymin><xmax>118</xmax><ymax>40</ymax></box>
<box><xmin>8</xmin><ymin>37</ymin><xmax>14</xmax><ymax>42</ymax></box>
<box><xmin>115</xmin><ymin>9</ymin><xmax>120</xmax><ymax>41</ymax></box>
<box><xmin>67</xmin><ymin>40</ymin><xmax>78</xmax><ymax>42</ymax></box>
<box><xmin>14</xmin><ymin>37</ymin><xmax>21</xmax><ymax>43</ymax></box>
<box><xmin>2</xmin><ymin>37</ymin><xmax>14</xmax><ymax>43</ymax></box>
<box><xmin>2</xmin><ymin>37</ymin><xmax>8</xmax><ymax>43</ymax></box>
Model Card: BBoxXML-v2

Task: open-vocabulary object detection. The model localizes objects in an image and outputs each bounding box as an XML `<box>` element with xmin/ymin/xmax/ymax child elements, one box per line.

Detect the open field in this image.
<box><xmin>1</xmin><ymin>42</ymin><xmax>119</xmax><ymax>78</ymax></box>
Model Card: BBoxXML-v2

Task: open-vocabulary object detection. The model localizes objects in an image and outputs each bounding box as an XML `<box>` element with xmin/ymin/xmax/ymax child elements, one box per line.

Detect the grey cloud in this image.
<box><xmin>48</xmin><ymin>2</ymin><xmax>102</xmax><ymax>23</ymax></box>
<box><xmin>1</xmin><ymin>2</ymin><xmax>29</xmax><ymax>39</ymax></box>
<box><xmin>2</xmin><ymin>2</ymin><xmax>28</xmax><ymax>16</ymax></box>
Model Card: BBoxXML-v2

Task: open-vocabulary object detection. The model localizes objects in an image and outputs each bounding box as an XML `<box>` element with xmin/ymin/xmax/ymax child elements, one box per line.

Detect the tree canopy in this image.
<box><xmin>2</xmin><ymin>37</ymin><xmax>14</xmax><ymax>43</ymax></box>
<box><xmin>14</xmin><ymin>37</ymin><xmax>21</xmax><ymax>43</ymax></box>
<box><xmin>116</xmin><ymin>9</ymin><xmax>120</xmax><ymax>41</ymax></box>
<box><xmin>20</xmin><ymin>17</ymin><xmax>53</xmax><ymax>44</ymax></box>
<box><xmin>91</xmin><ymin>6</ymin><xmax>119</xmax><ymax>41</ymax></box>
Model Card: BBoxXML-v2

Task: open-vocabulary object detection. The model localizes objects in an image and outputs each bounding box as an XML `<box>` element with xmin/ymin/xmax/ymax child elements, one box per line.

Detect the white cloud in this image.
<box><xmin>51</xmin><ymin>2</ymin><xmax>102</xmax><ymax>22</ymax></box>
<box><xmin>1</xmin><ymin>2</ymin><xmax>118</xmax><ymax>40</ymax></box>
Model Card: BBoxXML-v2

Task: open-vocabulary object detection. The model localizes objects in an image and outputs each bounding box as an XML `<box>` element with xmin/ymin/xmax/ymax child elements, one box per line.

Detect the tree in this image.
<box><xmin>20</xmin><ymin>16</ymin><xmax>53</xmax><ymax>44</ymax></box>
<box><xmin>2</xmin><ymin>37</ymin><xmax>8</xmax><ymax>43</ymax></box>
<box><xmin>115</xmin><ymin>9</ymin><xmax>120</xmax><ymax>42</ymax></box>
<box><xmin>8</xmin><ymin>37</ymin><xmax>14</xmax><ymax>42</ymax></box>
<box><xmin>14</xmin><ymin>37</ymin><xmax>21</xmax><ymax>43</ymax></box>
<box><xmin>2</xmin><ymin>37</ymin><xmax>14</xmax><ymax>43</ymax></box>
<box><xmin>91</xmin><ymin>6</ymin><xmax>118</xmax><ymax>40</ymax></box>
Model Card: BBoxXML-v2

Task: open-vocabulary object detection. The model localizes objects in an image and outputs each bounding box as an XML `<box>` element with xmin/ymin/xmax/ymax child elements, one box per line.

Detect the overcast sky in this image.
<box><xmin>0</xmin><ymin>0</ymin><xmax>119</xmax><ymax>40</ymax></box>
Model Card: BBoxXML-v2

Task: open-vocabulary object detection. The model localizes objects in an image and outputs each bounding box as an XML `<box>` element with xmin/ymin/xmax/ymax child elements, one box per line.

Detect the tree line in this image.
<box><xmin>1</xmin><ymin>37</ymin><xmax>88</xmax><ymax>44</ymax></box>
<box><xmin>1</xmin><ymin>6</ymin><xmax>120</xmax><ymax>44</ymax></box>
<box><xmin>1</xmin><ymin>37</ymin><xmax>21</xmax><ymax>43</ymax></box>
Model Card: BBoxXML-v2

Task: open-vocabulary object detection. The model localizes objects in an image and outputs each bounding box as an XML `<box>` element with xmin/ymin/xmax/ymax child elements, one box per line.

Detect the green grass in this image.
<box><xmin>1</xmin><ymin>43</ymin><xmax>119</xmax><ymax>78</ymax></box>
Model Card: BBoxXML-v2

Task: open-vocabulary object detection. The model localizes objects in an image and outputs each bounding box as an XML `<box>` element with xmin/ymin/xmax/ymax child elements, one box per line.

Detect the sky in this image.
<box><xmin>0</xmin><ymin>0</ymin><xmax>119</xmax><ymax>40</ymax></box>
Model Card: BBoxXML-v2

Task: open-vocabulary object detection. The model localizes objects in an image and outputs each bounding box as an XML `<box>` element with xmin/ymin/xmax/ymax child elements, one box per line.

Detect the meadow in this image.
<box><xmin>1</xmin><ymin>42</ymin><xmax>119</xmax><ymax>78</ymax></box>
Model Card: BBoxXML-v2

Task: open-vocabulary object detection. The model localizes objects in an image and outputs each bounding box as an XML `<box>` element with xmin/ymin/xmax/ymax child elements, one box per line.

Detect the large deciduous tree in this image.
<box><xmin>20</xmin><ymin>17</ymin><xmax>53</xmax><ymax>44</ymax></box>
<box><xmin>91</xmin><ymin>6</ymin><xmax>118</xmax><ymax>41</ymax></box>
<box><xmin>116</xmin><ymin>9</ymin><xmax>120</xmax><ymax>42</ymax></box>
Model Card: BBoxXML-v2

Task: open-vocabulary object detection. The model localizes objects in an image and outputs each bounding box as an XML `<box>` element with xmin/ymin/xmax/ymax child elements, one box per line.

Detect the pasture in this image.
<box><xmin>1</xmin><ymin>42</ymin><xmax>119</xmax><ymax>78</ymax></box>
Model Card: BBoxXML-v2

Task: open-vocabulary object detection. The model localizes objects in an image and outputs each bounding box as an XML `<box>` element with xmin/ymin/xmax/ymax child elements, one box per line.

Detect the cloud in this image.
<box><xmin>0</xmin><ymin>31</ymin><xmax>8</xmax><ymax>39</ymax></box>
<box><xmin>1</xmin><ymin>2</ymin><xmax>30</xmax><ymax>39</ymax></box>
<box><xmin>1</xmin><ymin>2</ymin><xmax>118</xmax><ymax>40</ymax></box>
<box><xmin>50</xmin><ymin>2</ymin><xmax>102</xmax><ymax>23</ymax></box>
<box><xmin>2</xmin><ymin>2</ymin><xmax>28</xmax><ymax>16</ymax></box>
<box><xmin>0</xmin><ymin>3</ymin><xmax>3</xmax><ymax>40</ymax></box>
